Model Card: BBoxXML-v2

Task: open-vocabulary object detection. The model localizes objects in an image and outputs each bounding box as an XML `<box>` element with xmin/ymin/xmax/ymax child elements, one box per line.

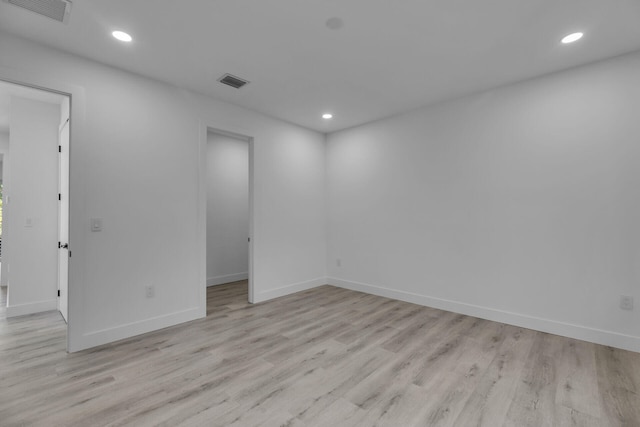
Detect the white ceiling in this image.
<box><xmin>1</xmin><ymin>0</ymin><xmax>640</xmax><ymax>133</ymax></box>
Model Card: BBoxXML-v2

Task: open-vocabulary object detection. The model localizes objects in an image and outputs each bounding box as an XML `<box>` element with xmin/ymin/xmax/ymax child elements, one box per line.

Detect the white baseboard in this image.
<box><xmin>72</xmin><ymin>307</ymin><xmax>203</xmax><ymax>352</ymax></box>
<box><xmin>328</xmin><ymin>277</ymin><xmax>640</xmax><ymax>353</ymax></box>
<box><xmin>254</xmin><ymin>277</ymin><xmax>326</xmax><ymax>303</ymax></box>
<box><xmin>207</xmin><ymin>272</ymin><xmax>249</xmax><ymax>287</ymax></box>
<box><xmin>6</xmin><ymin>299</ymin><xmax>57</xmax><ymax>318</ymax></box>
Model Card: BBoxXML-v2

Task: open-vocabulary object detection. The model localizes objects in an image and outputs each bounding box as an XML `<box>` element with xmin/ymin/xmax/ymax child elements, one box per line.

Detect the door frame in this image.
<box><xmin>0</xmin><ymin>66</ymin><xmax>85</xmax><ymax>352</ymax></box>
<box><xmin>198</xmin><ymin>122</ymin><xmax>255</xmax><ymax>307</ymax></box>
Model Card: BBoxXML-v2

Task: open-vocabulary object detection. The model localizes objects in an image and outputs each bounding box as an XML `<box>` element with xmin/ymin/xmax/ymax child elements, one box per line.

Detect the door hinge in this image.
<box><xmin>69</xmin><ymin>251</ymin><xmax>72</xmax><ymax>258</ymax></box>
<box><xmin>58</xmin><ymin>241</ymin><xmax>61</xmax><ymax>248</ymax></box>
<box><xmin>57</xmin><ymin>290</ymin><xmax>60</xmax><ymax>297</ymax></box>
<box><xmin>59</xmin><ymin>145</ymin><xmax>62</xmax><ymax>152</ymax></box>
<box><xmin>58</xmin><ymin>193</ymin><xmax>61</xmax><ymax>201</ymax></box>
<box><xmin>248</xmin><ymin>237</ymin><xmax>250</xmax><ymax>242</ymax></box>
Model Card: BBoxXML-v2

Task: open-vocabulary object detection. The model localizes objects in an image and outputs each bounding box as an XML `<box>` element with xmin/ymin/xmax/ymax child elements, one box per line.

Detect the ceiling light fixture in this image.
<box><xmin>112</xmin><ymin>30</ymin><xmax>132</xmax><ymax>42</ymax></box>
<box><xmin>561</xmin><ymin>32</ymin><xmax>583</xmax><ymax>44</ymax></box>
<box><xmin>322</xmin><ymin>113</ymin><xmax>333</xmax><ymax>119</ymax></box>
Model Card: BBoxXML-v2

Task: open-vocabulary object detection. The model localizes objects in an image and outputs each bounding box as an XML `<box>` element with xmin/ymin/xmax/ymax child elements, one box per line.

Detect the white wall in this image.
<box><xmin>0</xmin><ymin>132</ymin><xmax>9</xmax><ymax>287</ymax></box>
<box><xmin>327</xmin><ymin>50</ymin><xmax>640</xmax><ymax>352</ymax></box>
<box><xmin>0</xmin><ymin>31</ymin><xmax>326</xmax><ymax>351</ymax></box>
<box><xmin>4</xmin><ymin>96</ymin><xmax>60</xmax><ymax>316</ymax></box>
<box><xmin>206</xmin><ymin>132</ymin><xmax>249</xmax><ymax>286</ymax></box>
<box><xmin>0</xmin><ymin>133</ymin><xmax>8</xmax><ymax>182</ymax></box>
<box><xmin>0</xmin><ymin>131</ymin><xmax>7</xmax><ymax>181</ymax></box>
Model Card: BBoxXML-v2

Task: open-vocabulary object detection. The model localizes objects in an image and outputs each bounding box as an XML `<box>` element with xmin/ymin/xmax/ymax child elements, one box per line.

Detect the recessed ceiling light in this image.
<box><xmin>561</xmin><ymin>32</ymin><xmax>583</xmax><ymax>44</ymax></box>
<box><xmin>322</xmin><ymin>113</ymin><xmax>333</xmax><ymax>119</ymax></box>
<box><xmin>112</xmin><ymin>30</ymin><xmax>133</xmax><ymax>42</ymax></box>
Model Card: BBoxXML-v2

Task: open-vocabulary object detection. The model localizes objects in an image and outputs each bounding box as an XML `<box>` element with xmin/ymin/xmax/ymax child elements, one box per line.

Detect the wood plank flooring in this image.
<box><xmin>1</xmin><ymin>281</ymin><xmax>639</xmax><ymax>426</ymax></box>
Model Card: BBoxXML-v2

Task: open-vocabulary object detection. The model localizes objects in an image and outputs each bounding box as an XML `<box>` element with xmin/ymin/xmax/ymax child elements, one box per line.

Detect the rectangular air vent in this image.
<box><xmin>3</xmin><ymin>0</ymin><xmax>72</xmax><ymax>24</ymax></box>
<box><xmin>218</xmin><ymin>74</ymin><xmax>249</xmax><ymax>89</ymax></box>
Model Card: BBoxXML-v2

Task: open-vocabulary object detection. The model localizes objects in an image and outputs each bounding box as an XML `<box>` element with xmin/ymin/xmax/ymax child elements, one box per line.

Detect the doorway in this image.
<box><xmin>205</xmin><ymin>129</ymin><xmax>251</xmax><ymax>310</ymax></box>
<box><xmin>0</xmin><ymin>80</ymin><xmax>70</xmax><ymax>325</ymax></box>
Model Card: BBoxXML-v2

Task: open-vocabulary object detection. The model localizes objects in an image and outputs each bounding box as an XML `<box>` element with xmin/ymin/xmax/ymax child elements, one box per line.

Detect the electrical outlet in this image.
<box><xmin>620</xmin><ymin>295</ymin><xmax>634</xmax><ymax>311</ymax></box>
<box><xmin>145</xmin><ymin>285</ymin><xmax>155</xmax><ymax>298</ymax></box>
<box><xmin>336</xmin><ymin>258</ymin><xmax>342</xmax><ymax>267</ymax></box>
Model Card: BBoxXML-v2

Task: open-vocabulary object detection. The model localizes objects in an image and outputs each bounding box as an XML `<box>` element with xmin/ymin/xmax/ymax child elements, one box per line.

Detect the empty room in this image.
<box><xmin>1</xmin><ymin>1</ymin><xmax>639</xmax><ymax>426</ymax></box>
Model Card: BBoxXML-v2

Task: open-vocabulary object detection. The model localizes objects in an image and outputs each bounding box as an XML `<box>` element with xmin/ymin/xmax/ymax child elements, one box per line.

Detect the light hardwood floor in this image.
<box><xmin>1</xmin><ymin>281</ymin><xmax>639</xmax><ymax>426</ymax></box>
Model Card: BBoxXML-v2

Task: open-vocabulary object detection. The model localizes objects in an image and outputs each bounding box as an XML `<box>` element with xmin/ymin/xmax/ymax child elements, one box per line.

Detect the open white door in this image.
<box><xmin>57</xmin><ymin>102</ymin><xmax>69</xmax><ymax>322</ymax></box>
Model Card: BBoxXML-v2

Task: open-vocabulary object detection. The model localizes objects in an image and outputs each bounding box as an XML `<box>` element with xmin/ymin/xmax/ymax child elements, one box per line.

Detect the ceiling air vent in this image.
<box><xmin>218</xmin><ymin>74</ymin><xmax>249</xmax><ymax>89</ymax></box>
<box><xmin>3</xmin><ymin>0</ymin><xmax>72</xmax><ymax>23</ymax></box>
